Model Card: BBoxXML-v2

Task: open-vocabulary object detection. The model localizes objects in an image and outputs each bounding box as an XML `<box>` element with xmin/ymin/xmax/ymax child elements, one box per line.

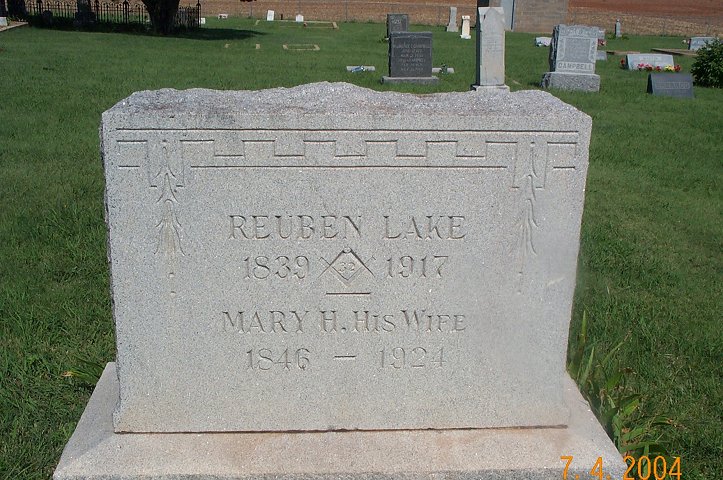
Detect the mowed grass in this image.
<box><xmin>0</xmin><ymin>18</ymin><xmax>721</xmax><ymax>479</ymax></box>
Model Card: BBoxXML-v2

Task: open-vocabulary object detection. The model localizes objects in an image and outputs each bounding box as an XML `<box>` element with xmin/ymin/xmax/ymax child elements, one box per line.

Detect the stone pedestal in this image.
<box><xmin>55</xmin><ymin>363</ymin><xmax>626</xmax><ymax>480</ymax></box>
<box><xmin>541</xmin><ymin>72</ymin><xmax>600</xmax><ymax>92</ymax></box>
<box><xmin>381</xmin><ymin>76</ymin><xmax>439</xmax><ymax>85</ymax></box>
<box><xmin>460</xmin><ymin>15</ymin><xmax>471</xmax><ymax>39</ymax></box>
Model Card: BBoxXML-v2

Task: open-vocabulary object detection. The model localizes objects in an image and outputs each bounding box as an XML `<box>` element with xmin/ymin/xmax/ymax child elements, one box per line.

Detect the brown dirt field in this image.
<box><xmin>201</xmin><ymin>0</ymin><xmax>723</xmax><ymax>35</ymax></box>
<box><xmin>569</xmin><ymin>0</ymin><xmax>723</xmax><ymax>17</ymax></box>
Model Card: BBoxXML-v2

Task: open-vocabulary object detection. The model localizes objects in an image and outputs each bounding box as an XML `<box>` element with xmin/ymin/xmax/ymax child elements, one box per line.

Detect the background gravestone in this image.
<box><xmin>386</xmin><ymin>13</ymin><xmax>408</xmax><ymax>38</ymax></box>
<box><xmin>647</xmin><ymin>73</ymin><xmax>694</xmax><ymax>98</ymax></box>
<box><xmin>446</xmin><ymin>6</ymin><xmax>458</xmax><ymax>32</ymax></box>
<box><xmin>625</xmin><ymin>53</ymin><xmax>675</xmax><ymax>70</ymax></box>
<box><xmin>542</xmin><ymin>24</ymin><xmax>600</xmax><ymax>92</ymax></box>
<box><xmin>689</xmin><ymin>36</ymin><xmax>715</xmax><ymax>51</ymax></box>
<box><xmin>382</xmin><ymin>32</ymin><xmax>438</xmax><ymax>85</ymax></box>
<box><xmin>473</xmin><ymin>7</ymin><xmax>508</xmax><ymax>91</ymax></box>
<box><xmin>460</xmin><ymin>15</ymin><xmax>471</xmax><ymax>39</ymax></box>
<box><xmin>55</xmin><ymin>83</ymin><xmax>626</xmax><ymax>480</ymax></box>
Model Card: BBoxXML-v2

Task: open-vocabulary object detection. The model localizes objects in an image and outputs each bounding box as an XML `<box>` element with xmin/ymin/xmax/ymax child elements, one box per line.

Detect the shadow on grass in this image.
<box><xmin>27</xmin><ymin>16</ymin><xmax>265</xmax><ymax>40</ymax></box>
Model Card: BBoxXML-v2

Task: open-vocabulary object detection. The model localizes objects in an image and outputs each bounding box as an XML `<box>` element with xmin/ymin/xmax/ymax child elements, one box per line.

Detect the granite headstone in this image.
<box><xmin>54</xmin><ymin>82</ymin><xmax>626</xmax><ymax>480</ymax></box>
<box><xmin>460</xmin><ymin>15</ymin><xmax>471</xmax><ymax>39</ymax></box>
<box><xmin>625</xmin><ymin>53</ymin><xmax>675</xmax><ymax>70</ymax></box>
<box><xmin>689</xmin><ymin>36</ymin><xmax>715</xmax><ymax>51</ymax></box>
<box><xmin>446</xmin><ymin>6</ymin><xmax>458</xmax><ymax>32</ymax></box>
<box><xmin>647</xmin><ymin>73</ymin><xmax>694</xmax><ymax>98</ymax></box>
<box><xmin>382</xmin><ymin>32</ymin><xmax>438</xmax><ymax>84</ymax></box>
<box><xmin>473</xmin><ymin>7</ymin><xmax>507</xmax><ymax>90</ymax></box>
<box><xmin>386</xmin><ymin>13</ymin><xmax>408</xmax><ymax>38</ymax></box>
<box><xmin>542</xmin><ymin>24</ymin><xmax>600</xmax><ymax>92</ymax></box>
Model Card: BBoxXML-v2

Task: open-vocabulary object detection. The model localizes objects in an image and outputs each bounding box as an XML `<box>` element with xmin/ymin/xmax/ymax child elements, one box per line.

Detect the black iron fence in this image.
<box><xmin>22</xmin><ymin>0</ymin><xmax>201</xmax><ymax>28</ymax></box>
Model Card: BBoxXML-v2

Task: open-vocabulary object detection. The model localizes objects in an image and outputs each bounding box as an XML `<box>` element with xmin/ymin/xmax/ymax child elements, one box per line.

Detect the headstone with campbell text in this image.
<box><xmin>542</xmin><ymin>24</ymin><xmax>600</xmax><ymax>92</ymax></box>
<box><xmin>54</xmin><ymin>82</ymin><xmax>626</xmax><ymax>480</ymax></box>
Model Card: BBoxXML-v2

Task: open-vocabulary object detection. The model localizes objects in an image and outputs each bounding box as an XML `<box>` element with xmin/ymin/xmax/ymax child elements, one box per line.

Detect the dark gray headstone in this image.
<box><xmin>647</xmin><ymin>73</ymin><xmax>694</xmax><ymax>99</ymax></box>
<box><xmin>386</xmin><ymin>13</ymin><xmax>408</xmax><ymax>38</ymax></box>
<box><xmin>388</xmin><ymin>31</ymin><xmax>433</xmax><ymax>78</ymax></box>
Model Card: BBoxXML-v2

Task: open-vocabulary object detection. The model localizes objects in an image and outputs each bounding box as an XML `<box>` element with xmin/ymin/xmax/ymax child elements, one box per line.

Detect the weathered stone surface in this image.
<box><xmin>541</xmin><ymin>71</ymin><xmax>601</xmax><ymax>92</ymax></box>
<box><xmin>647</xmin><ymin>73</ymin><xmax>694</xmax><ymax>99</ymax></box>
<box><xmin>548</xmin><ymin>25</ymin><xmax>598</xmax><ymax>74</ymax></box>
<box><xmin>625</xmin><ymin>53</ymin><xmax>675</xmax><ymax>70</ymax></box>
<box><xmin>596</xmin><ymin>51</ymin><xmax>607</xmax><ymax>61</ymax></box>
<box><xmin>460</xmin><ymin>15</ymin><xmax>471</xmax><ymax>39</ymax></box>
<box><xmin>689</xmin><ymin>36</ymin><xmax>714</xmax><ymax>51</ymax></box>
<box><xmin>542</xmin><ymin>25</ymin><xmax>600</xmax><ymax>92</ymax></box>
<box><xmin>388</xmin><ymin>31</ymin><xmax>433</xmax><ymax>78</ymax></box>
<box><xmin>54</xmin><ymin>363</ymin><xmax>627</xmax><ymax>480</ymax></box>
<box><xmin>446</xmin><ymin>6</ymin><xmax>458</xmax><ymax>32</ymax></box>
<box><xmin>475</xmin><ymin>7</ymin><xmax>506</xmax><ymax>88</ymax></box>
<box><xmin>102</xmin><ymin>83</ymin><xmax>592</xmax><ymax>433</ymax></box>
<box><xmin>386</xmin><ymin>13</ymin><xmax>408</xmax><ymax>38</ymax></box>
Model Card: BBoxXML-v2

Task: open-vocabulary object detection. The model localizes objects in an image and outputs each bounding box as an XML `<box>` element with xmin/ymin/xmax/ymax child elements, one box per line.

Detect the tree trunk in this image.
<box><xmin>143</xmin><ymin>0</ymin><xmax>180</xmax><ymax>34</ymax></box>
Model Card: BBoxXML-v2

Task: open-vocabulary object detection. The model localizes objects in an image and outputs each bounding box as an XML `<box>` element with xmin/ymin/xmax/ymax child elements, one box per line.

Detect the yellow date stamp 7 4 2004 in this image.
<box><xmin>561</xmin><ymin>455</ymin><xmax>682</xmax><ymax>480</ymax></box>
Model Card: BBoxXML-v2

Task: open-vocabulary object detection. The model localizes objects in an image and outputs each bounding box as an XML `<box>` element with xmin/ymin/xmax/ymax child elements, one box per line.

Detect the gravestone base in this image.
<box><xmin>472</xmin><ymin>84</ymin><xmax>510</xmax><ymax>92</ymax></box>
<box><xmin>381</xmin><ymin>75</ymin><xmax>439</xmax><ymax>85</ymax></box>
<box><xmin>55</xmin><ymin>363</ymin><xmax>626</xmax><ymax>480</ymax></box>
<box><xmin>541</xmin><ymin>72</ymin><xmax>601</xmax><ymax>92</ymax></box>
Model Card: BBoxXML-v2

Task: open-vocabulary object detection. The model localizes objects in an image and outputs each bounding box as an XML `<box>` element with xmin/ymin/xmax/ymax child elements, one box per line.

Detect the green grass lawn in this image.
<box><xmin>0</xmin><ymin>18</ymin><xmax>721</xmax><ymax>479</ymax></box>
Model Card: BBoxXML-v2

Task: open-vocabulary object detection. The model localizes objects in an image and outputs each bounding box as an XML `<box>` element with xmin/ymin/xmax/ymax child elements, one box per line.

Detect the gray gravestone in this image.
<box><xmin>460</xmin><ymin>15</ymin><xmax>471</xmax><ymax>39</ymax></box>
<box><xmin>446</xmin><ymin>6</ymin><xmax>458</xmax><ymax>32</ymax></box>
<box><xmin>647</xmin><ymin>73</ymin><xmax>694</xmax><ymax>98</ymax></box>
<box><xmin>596</xmin><ymin>51</ymin><xmax>608</xmax><ymax>61</ymax></box>
<box><xmin>689</xmin><ymin>36</ymin><xmax>715</xmax><ymax>51</ymax></box>
<box><xmin>625</xmin><ymin>53</ymin><xmax>675</xmax><ymax>70</ymax></box>
<box><xmin>54</xmin><ymin>83</ymin><xmax>626</xmax><ymax>480</ymax></box>
<box><xmin>473</xmin><ymin>7</ymin><xmax>507</xmax><ymax>91</ymax></box>
<box><xmin>542</xmin><ymin>24</ymin><xmax>600</xmax><ymax>92</ymax></box>
<box><xmin>382</xmin><ymin>32</ymin><xmax>438</xmax><ymax>85</ymax></box>
<box><xmin>386</xmin><ymin>13</ymin><xmax>408</xmax><ymax>38</ymax></box>
<box><xmin>614</xmin><ymin>18</ymin><xmax>621</xmax><ymax>38</ymax></box>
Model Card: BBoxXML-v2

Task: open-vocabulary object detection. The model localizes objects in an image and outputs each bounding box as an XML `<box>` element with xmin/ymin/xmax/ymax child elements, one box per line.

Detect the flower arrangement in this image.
<box><xmin>620</xmin><ymin>58</ymin><xmax>681</xmax><ymax>72</ymax></box>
